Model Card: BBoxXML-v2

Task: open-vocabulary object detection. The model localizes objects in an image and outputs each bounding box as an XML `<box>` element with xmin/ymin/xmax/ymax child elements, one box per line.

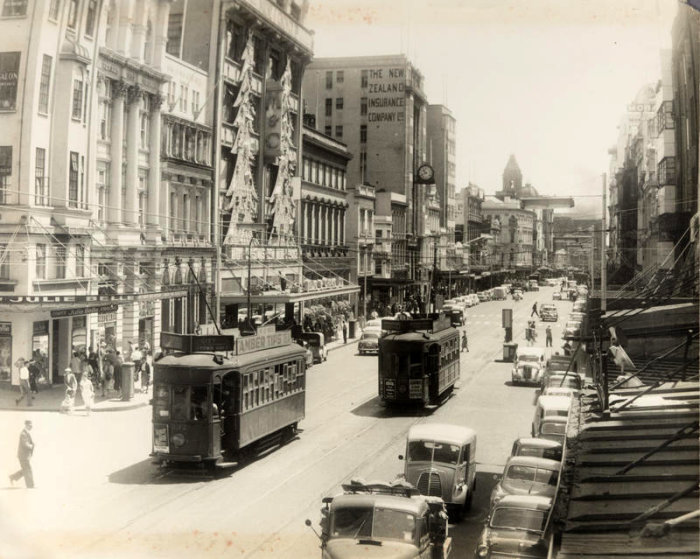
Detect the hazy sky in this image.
<box><xmin>306</xmin><ymin>0</ymin><xmax>679</xmax><ymax>217</ymax></box>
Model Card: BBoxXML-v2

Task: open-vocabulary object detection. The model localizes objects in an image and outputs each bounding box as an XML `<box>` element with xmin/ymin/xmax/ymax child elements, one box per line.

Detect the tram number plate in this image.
<box><xmin>409</xmin><ymin>380</ymin><xmax>423</xmax><ymax>399</ymax></box>
<box><xmin>153</xmin><ymin>424</ymin><xmax>169</xmax><ymax>453</ymax></box>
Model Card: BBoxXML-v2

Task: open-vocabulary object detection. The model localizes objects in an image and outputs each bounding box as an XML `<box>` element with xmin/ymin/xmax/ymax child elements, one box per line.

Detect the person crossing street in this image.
<box><xmin>461</xmin><ymin>330</ymin><xmax>469</xmax><ymax>352</ymax></box>
<box><xmin>9</xmin><ymin>420</ymin><xmax>34</xmax><ymax>488</ymax></box>
<box><xmin>546</xmin><ymin>325</ymin><xmax>553</xmax><ymax>347</ymax></box>
<box><xmin>531</xmin><ymin>302</ymin><xmax>539</xmax><ymax>318</ymax></box>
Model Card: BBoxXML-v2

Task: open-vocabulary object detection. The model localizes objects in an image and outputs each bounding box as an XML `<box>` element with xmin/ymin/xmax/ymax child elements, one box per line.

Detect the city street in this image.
<box><xmin>1</xmin><ymin>286</ymin><xmax>573</xmax><ymax>559</ymax></box>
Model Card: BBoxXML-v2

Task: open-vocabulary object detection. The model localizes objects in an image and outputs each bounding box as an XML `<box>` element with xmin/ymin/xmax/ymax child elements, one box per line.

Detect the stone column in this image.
<box><xmin>124</xmin><ymin>85</ymin><xmax>141</xmax><ymax>226</ymax></box>
<box><xmin>307</xmin><ymin>203</ymin><xmax>312</xmax><ymax>244</ymax></box>
<box><xmin>151</xmin><ymin>1</ymin><xmax>170</xmax><ymax>72</ymax></box>
<box><xmin>147</xmin><ymin>93</ymin><xmax>163</xmax><ymax>231</ymax></box>
<box><xmin>340</xmin><ymin>211</ymin><xmax>345</xmax><ymax>245</ymax></box>
<box><xmin>117</xmin><ymin>0</ymin><xmax>135</xmax><ymax>57</ymax></box>
<box><xmin>108</xmin><ymin>81</ymin><xmax>126</xmax><ymax>224</ymax></box>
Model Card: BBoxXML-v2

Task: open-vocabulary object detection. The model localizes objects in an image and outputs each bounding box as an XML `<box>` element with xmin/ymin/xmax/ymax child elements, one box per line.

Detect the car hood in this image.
<box><xmin>406</xmin><ymin>464</ymin><xmax>456</xmax><ymax>502</ymax></box>
<box><xmin>481</xmin><ymin>528</ymin><xmax>547</xmax><ymax>558</ymax></box>
<box><xmin>325</xmin><ymin>539</ymin><xmax>418</xmax><ymax>559</ymax></box>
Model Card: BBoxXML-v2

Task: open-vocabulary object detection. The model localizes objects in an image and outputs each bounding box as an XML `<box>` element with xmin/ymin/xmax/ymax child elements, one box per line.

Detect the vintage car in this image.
<box><xmin>475</xmin><ymin>495</ymin><xmax>551</xmax><ymax>558</ymax></box>
<box><xmin>537</xmin><ymin>416</ymin><xmax>568</xmax><ymax>445</ymax></box>
<box><xmin>541</xmin><ymin>373</ymin><xmax>583</xmax><ymax>397</ymax></box>
<box><xmin>468</xmin><ymin>294</ymin><xmax>480</xmax><ymax>306</ymax></box>
<box><xmin>573</xmin><ymin>299</ymin><xmax>587</xmax><ymax>313</ymax></box>
<box><xmin>539</xmin><ymin>304</ymin><xmax>558</xmax><ymax>322</ymax></box>
<box><xmin>512</xmin><ymin>347</ymin><xmax>547</xmax><ymax>385</ymax></box>
<box><xmin>511</xmin><ymin>438</ymin><xmax>563</xmax><ymax>462</ymax></box>
<box><xmin>399</xmin><ymin>423</ymin><xmax>477</xmax><ymax>515</ymax></box>
<box><xmin>512</xmin><ymin>289</ymin><xmax>523</xmax><ymax>301</ymax></box>
<box><xmin>490</xmin><ymin>456</ymin><xmax>561</xmax><ymax>507</ymax></box>
<box><xmin>307</xmin><ymin>479</ymin><xmax>452</xmax><ymax>559</ymax></box>
<box><xmin>532</xmin><ymin>395</ymin><xmax>571</xmax><ymax>440</ymax></box>
<box><xmin>477</xmin><ymin>291</ymin><xmax>491</xmax><ymax>302</ymax></box>
<box><xmin>298</xmin><ymin>332</ymin><xmax>328</xmax><ymax>363</ymax></box>
<box><xmin>358</xmin><ymin>330</ymin><xmax>380</xmax><ymax>355</ymax></box>
<box><xmin>562</xmin><ymin>320</ymin><xmax>582</xmax><ymax>339</ymax></box>
<box><xmin>528</xmin><ymin>280</ymin><xmax>540</xmax><ymax>292</ymax></box>
<box><xmin>491</xmin><ymin>286</ymin><xmax>508</xmax><ymax>300</ymax></box>
<box><xmin>552</xmin><ymin>291</ymin><xmax>562</xmax><ymax>300</ymax></box>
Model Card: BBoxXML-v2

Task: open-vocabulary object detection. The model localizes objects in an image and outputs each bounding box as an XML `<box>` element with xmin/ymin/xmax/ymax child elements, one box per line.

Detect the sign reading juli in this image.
<box><xmin>366</xmin><ymin>67</ymin><xmax>406</xmax><ymax>124</ymax></box>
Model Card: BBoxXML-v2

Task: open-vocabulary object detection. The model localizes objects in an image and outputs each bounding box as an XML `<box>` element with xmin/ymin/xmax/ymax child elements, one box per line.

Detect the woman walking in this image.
<box><xmin>80</xmin><ymin>375</ymin><xmax>95</xmax><ymax>415</ymax></box>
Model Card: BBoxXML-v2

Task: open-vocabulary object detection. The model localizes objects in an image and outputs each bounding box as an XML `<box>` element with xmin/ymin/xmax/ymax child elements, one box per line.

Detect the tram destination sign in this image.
<box><xmin>382</xmin><ymin>315</ymin><xmax>452</xmax><ymax>334</ymax></box>
<box><xmin>160</xmin><ymin>333</ymin><xmax>235</xmax><ymax>353</ymax></box>
<box><xmin>236</xmin><ymin>325</ymin><xmax>291</xmax><ymax>355</ymax></box>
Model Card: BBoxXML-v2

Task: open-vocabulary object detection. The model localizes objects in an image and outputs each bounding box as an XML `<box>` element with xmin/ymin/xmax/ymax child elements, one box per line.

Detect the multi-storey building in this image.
<box><xmin>481</xmin><ymin>197</ymin><xmax>535</xmax><ymax>270</ymax></box>
<box><xmin>427</xmin><ymin>104</ymin><xmax>456</xmax><ymax>237</ymax></box>
<box><xmin>299</xmin><ymin>123</ymin><xmax>351</xmax><ymax>286</ymax></box>
<box><xmin>373</xmin><ymin>189</ymin><xmax>409</xmax><ymax>306</ymax></box>
<box><xmin>671</xmin><ymin>1</ymin><xmax>699</xmax><ymax>287</ymax></box>
<box><xmin>345</xmin><ymin>184</ymin><xmax>375</xmax><ymax>316</ymax></box>
<box><xmin>303</xmin><ymin>54</ymin><xmax>430</xmax><ymax>305</ymax></box>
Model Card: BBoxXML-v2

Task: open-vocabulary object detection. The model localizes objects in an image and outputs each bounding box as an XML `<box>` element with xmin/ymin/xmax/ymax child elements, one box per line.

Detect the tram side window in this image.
<box><xmin>191</xmin><ymin>386</ymin><xmax>208</xmax><ymax>420</ymax></box>
<box><xmin>243</xmin><ymin>374</ymin><xmax>250</xmax><ymax>411</ymax></box>
<box><xmin>172</xmin><ymin>386</ymin><xmax>189</xmax><ymax>420</ymax></box>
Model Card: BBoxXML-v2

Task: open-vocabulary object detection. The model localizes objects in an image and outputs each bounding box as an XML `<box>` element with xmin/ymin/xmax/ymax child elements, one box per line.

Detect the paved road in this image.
<box><xmin>0</xmin><ymin>286</ymin><xmax>573</xmax><ymax>559</ymax></box>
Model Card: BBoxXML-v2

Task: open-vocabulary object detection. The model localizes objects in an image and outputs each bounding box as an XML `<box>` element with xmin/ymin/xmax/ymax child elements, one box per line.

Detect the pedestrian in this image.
<box><xmin>9</xmin><ymin>420</ymin><xmax>34</xmax><ymax>488</ymax></box>
<box><xmin>27</xmin><ymin>359</ymin><xmax>40</xmax><ymax>394</ymax></box>
<box><xmin>342</xmin><ymin>319</ymin><xmax>348</xmax><ymax>344</ymax></box>
<box><xmin>461</xmin><ymin>330</ymin><xmax>469</xmax><ymax>352</ymax></box>
<box><xmin>531</xmin><ymin>302</ymin><xmax>539</xmax><ymax>318</ymax></box>
<box><xmin>113</xmin><ymin>351</ymin><xmax>123</xmax><ymax>393</ymax></box>
<box><xmin>140</xmin><ymin>356</ymin><xmax>151</xmax><ymax>394</ymax></box>
<box><xmin>102</xmin><ymin>357</ymin><xmax>113</xmax><ymax>396</ymax></box>
<box><xmin>60</xmin><ymin>368</ymin><xmax>77</xmax><ymax>413</ymax></box>
<box><xmin>15</xmin><ymin>358</ymin><xmax>32</xmax><ymax>407</ymax></box>
<box><xmin>69</xmin><ymin>351</ymin><xmax>82</xmax><ymax>381</ymax></box>
<box><xmin>124</xmin><ymin>341</ymin><xmax>133</xmax><ymax>363</ymax></box>
<box><xmin>546</xmin><ymin>325</ymin><xmax>553</xmax><ymax>347</ymax></box>
<box><xmin>80</xmin><ymin>375</ymin><xmax>95</xmax><ymax>415</ymax></box>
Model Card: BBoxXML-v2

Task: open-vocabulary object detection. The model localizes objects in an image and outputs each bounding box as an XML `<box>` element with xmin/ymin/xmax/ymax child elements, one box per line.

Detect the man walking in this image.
<box><xmin>15</xmin><ymin>358</ymin><xmax>32</xmax><ymax>407</ymax></box>
<box><xmin>461</xmin><ymin>330</ymin><xmax>469</xmax><ymax>352</ymax></box>
<box><xmin>342</xmin><ymin>319</ymin><xmax>348</xmax><ymax>344</ymax></box>
<box><xmin>546</xmin><ymin>325</ymin><xmax>553</xmax><ymax>347</ymax></box>
<box><xmin>531</xmin><ymin>302</ymin><xmax>539</xmax><ymax>318</ymax></box>
<box><xmin>9</xmin><ymin>420</ymin><xmax>34</xmax><ymax>488</ymax></box>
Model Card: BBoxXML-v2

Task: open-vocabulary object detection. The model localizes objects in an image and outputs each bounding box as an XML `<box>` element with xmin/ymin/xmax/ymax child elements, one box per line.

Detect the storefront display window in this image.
<box><xmin>32</xmin><ymin>321</ymin><xmax>49</xmax><ymax>384</ymax></box>
<box><xmin>0</xmin><ymin>322</ymin><xmax>11</xmax><ymax>382</ymax></box>
<box><xmin>71</xmin><ymin>316</ymin><xmax>87</xmax><ymax>352</ymax></box>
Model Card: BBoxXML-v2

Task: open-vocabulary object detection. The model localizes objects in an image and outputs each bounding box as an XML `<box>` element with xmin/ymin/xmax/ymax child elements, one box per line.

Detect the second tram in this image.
<box><xmin>152</xmin><ymin>327</ymin><xmax>307</xmax><ymax>467</ymax></box>
<box><xmin>378</xmin><ymin>314</ymin><xmax>460</xmax><ymax>406</ymax></box>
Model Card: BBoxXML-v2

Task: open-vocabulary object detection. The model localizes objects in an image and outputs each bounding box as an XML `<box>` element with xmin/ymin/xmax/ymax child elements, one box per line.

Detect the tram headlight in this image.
<box><xmin>171</xmin><ymin>433</ymin><xmax>186</xmax><ymax>447</ymax></box>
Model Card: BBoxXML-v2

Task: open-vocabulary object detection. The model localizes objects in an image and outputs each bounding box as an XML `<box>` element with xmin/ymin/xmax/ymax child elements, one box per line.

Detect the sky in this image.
<box><xmin>305</xmin><ymin>0</ymin><xmax>679</xmax><ymax>218</ymax></box>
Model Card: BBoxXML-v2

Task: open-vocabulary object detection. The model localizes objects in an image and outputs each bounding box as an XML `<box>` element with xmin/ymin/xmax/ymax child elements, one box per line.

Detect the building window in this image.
<box><xmin>195</xmin><ymin>195</ymin><xmax>202</xmax><ymax>234</ymax></box>
<box><xmin>226</xmin><ymin>20</ymin><xmax>246</xmax><ymax>62</ymax></box>
<box><xmin>325</xmin><ymin>71</ymin><xmax>332</xmax><ymax>89</ymax></box>
<box><xmin>336</xmin><ymin>70</ymin><xmax>344</xmax><ymax>84</ymax></box>
<box><xmin>72</xmin><ymin>79</ymin><xmax>83</xmax><ymax>120</ymax></box>
<box><xmin>336</xmin><ymin>97</ymin><xmax>343</xmax><ymax>110</ymax></box>
<box><xmin>325</xmin><ymin>98</ymin><xmax>332</xmax><ymax>117</ymax></box>
<box><xmin>253</xmin><ymin>35</ymin><xmax>265</xmax><ymax>75</ymax></box>
<box><xmin>97</xmin><ymin>161</ymin><xmax>109</xmax><ymax>223</ymax></box>
<box><xmin>360</xmin><ymin>124</ymin><xmax>367</xmax><ymax>143</ymax></box>
<box><xmin>361</xmin><ymin>70</ymin><xmax>368</xmax><ymax>88</ymax></box>
<box><xmin>54</xmin><ymin>244</ymin><xmax>66</xmax><ymax>279</ymax></box>
<box><xmin>2</xmin><ymin>0</ymin><xmax>27</xmax><ymax>16</ymax></box>
<box><xmin>360</xmin><ymin>151</ymin><xmax>367</xmax><ymax>184</ymax></box>
<box><xmin>35</xmin><ymin>148</ymin><xmax>47</xmax><ymax>206</ymax></box>
<box><xmin>180</xmin><ymin>85</ymin><xmax>187</xmax><ymax>112</ymax></box>
<box><xmin>658</xmin><ymin>157</ymin><xmax>676</xmax><ymax>186</ymax></box>
<box><xmin>0</xmin><ymin>146</ymin><xmax>10</xmax><ymax>204</ymax></box>
<box><xmin>140</xmin><ymin>111</ymin><xmax>150</xmax><ymax>149</ymax></box>
<box><xmin>166</xmin><ymin>12</ymin><xmax>183</xmax><ymax>57</ymax></box>
<box><xmin>0</xmin><ymin>244</ymin><xmax>8</xmax><ymax>279</ymax></box>
<box><xmin>99</xmin><ymin>85</ymin><xmax>112</xmax><ymax>140</ymax></box>
<box><xmin>75</xmin><ymin>244</ymin><xmax>84</xmax><ymax>277</ymax></box>
<box><xmin>35</xmin><ymin>244</ymin><xmax>46</xmax><ymax>279</ymax></box>
<box><xmin>85</xmin><ymin>0</ymin><xmax>97</xmax><ymax>37</ymax></box>
<box><xmin>68</xmin><ymin>152</ymin><xmax>79</xmax><ymax>207</ymax></box>
<box><xmin>324</xmin><ymin>125</ymin><xmax>331</xmax><ymax>136</ymax></box>
<box><xmin>312</xmin><ymin>160</ymin><xmax>319</xmax><ymax>183</ymax></box>
<box><xmin>38</xmin><ymin>55</ymin><xmax>52</xmax><ymax>114</ymax></box>
<box><xmin>66</xmin><ymin>0</ymin><xmax>78</xmax><ymax>29</ymax></box>
<box><xmin>375</xmin><ymin>260</ymin><xmax>382</xmax><ymax>275</ymax></box>
<box><xmin>335</xmin><ymin>125</ymin><xmax>343</xmax><ymax>139</ymax></box>
<box><xmin>302</xmin><ymin>158</ymin><xmax>310</xmax><ymax>181</ymax></box>
<box><xmin>360</xmin><ymin>97</ymin><xmax>367</xmax><ymax>116</ymax></box>
<box><xmin>191</xmin><ymin>90</ymin><xmax>199</xmax><ymax>116</ymax></box>
<box><xmin>48</xmin><ymin>0</ymin><xmax>60</xmax><ymax>20</ymax></box>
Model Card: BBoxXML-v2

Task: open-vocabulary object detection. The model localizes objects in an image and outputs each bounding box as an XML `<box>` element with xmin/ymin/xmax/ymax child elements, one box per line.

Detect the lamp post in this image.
<box><xmin>239</xmin><ymin>223</ymin><xmax>267</xmax><ymax>334</ymax></box>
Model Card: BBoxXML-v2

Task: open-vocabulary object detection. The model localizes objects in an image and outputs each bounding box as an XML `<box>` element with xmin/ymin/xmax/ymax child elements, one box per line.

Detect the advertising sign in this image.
<box><xmin>264</xmin><ymin>79</ymin><xmax>283</xmax><ymax>159</ymax></box>
<box><xmin>160</xmin><ymin>333</ymin><xmax>235</xmax><ymax>353</ymax></box>
<box><xmin>366</xmin><ymin>66</ymin><xmax>406</xmax><ymax>124</ymax></box>
<box><xmin>0</xmin><ymin>52</ymin><xmax>20</xmax><ymax>111</ymax></box>
<box><xmin>236</xmin><ymin>325</ymin><xmax>291</xmax><ymax>355</ymax></box>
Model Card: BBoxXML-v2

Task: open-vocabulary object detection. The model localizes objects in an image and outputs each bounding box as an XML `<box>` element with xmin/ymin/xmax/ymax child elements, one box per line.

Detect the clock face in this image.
<box><xmin>417</xmin><ymin>164</ymin><xmax>434</xmax><ymax>182</ymax></box>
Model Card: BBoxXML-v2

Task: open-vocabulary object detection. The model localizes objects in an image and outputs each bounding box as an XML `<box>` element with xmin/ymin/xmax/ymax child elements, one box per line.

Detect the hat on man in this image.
<box><xmin>64</xmin><ymin>367</ymin><xmax>72</xmax><ymax>373</ymax></box>
<box><xmin>24</xmin><ymin>420</ymin><xmax>32</xmax><ymax>427</ymax></box>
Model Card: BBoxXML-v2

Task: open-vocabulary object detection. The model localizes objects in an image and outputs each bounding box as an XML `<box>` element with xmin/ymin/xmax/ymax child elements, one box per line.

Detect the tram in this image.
<box><xmin>151</xmin><ymin>326</ymin><xmax>307</xmax><ymax>467</ymax></box>
<box><xmin>378</xmin><ymin>314</ymin><xmax>460</xmax><ymax>406</ymax></box>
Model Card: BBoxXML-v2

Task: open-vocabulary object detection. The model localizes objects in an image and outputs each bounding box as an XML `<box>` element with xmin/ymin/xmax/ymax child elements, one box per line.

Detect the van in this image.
<box><xmin>492</xmin><ymin>286</ymin><xmax>507</xmax><ymax>300</ymax></box>
<box><xmin>532</xmin><ymin>395</ymin><xmax>571</xmax><ymax>439</ymax></box>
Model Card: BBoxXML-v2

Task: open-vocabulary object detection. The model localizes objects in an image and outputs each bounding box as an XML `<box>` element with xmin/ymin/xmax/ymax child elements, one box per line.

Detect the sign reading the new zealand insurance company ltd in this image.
<box><xmin>365</xmin><ymin>67</ymin><xmax>406</xmax><ymax>124</ymax></box>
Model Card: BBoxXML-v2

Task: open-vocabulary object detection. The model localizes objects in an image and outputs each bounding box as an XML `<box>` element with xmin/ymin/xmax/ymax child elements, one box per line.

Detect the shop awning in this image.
<box><xmin>219</xmin><ymin>284</ymin><xmax>360</xmax><ymax>305</ymax></box>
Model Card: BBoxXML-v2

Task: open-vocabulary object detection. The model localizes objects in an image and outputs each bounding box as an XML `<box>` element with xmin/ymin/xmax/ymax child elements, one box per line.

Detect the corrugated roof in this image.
<box><xmin>552</xmin><ymin>382</ymin><xmax>700</xmax><ymax>558</ymax></box>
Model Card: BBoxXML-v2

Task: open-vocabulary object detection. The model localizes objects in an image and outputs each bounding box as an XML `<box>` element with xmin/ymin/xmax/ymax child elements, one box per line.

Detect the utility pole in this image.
<box><xmin>432</xmin><ymin>236</ymin><xmax>438</xmax><ymax>312</ymax></box>
<box><xmin>601</xmin><ymin>173</ymin><xmax>607</xmax><ymax>312</ymax></box>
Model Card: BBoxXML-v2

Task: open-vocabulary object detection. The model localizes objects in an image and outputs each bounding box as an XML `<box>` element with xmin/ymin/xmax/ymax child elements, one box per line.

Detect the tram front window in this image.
<box><xmin>171</xmin><ymin>385</ymin><xmax>210</xmax><ymax>421</ymax></box>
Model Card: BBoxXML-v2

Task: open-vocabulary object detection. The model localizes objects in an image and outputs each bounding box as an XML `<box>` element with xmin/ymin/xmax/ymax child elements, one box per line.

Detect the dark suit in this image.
<box><xmin>10</xmin><ymin>428</ymin><xmax>34</xmax><ymax>488</ymax></box>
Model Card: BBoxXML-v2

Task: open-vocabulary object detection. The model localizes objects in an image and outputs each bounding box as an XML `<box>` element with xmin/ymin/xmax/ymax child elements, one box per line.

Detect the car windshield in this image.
<box><xmin>490</xmin><ymin>507</ymin><xmax>547</xmax><ymax>532</ymax></box>
<box><xmin>519</xmin><ymin>353</ymin><xmax>541</xmax><ymax>362</ymax></box>
<box><xmin>517</xmin><ymin>445</ymin><xmax>562</xmax><ymax>461</ymax></box>
<box><xmin>362</xmin><ymin>332</ymin><xmax>379</xmax><ymax>340</ymax></box>
<box><xmin>330</xmin><ymin>506</ymin><xmax>417</xmax><ymax>544</ymax></box>
<box><xmin>542</xmin><ymin>422</ymin><xmax>566</xmax><ymax>435</ymax></box>
<box><xmin>505</xmin><ymin>465</ymin><xmax>558</xmax><ymax>486</ymax></box>
<box><xmin>407</xmin><ymin>440</ymin><xmax>460</xmax><ymax>464</ymax></box>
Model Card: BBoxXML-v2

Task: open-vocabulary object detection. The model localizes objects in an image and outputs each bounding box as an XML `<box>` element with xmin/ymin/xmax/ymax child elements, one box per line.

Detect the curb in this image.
<box><xmin>327</xmin><ymin>338</ymin><xmax>360</xmax><ymax>352</ymax></box>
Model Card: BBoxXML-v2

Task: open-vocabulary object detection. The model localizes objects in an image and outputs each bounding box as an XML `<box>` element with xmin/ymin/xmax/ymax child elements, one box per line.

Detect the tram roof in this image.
<box><xmin>382</xmin><ymin>327</ymin><xmax>458</xmax><ymax>343</ymax></box>
<box><xmin>155</xmin><ymin>343</ymin><xmax>307</xmax><ymax>373</ymax></box>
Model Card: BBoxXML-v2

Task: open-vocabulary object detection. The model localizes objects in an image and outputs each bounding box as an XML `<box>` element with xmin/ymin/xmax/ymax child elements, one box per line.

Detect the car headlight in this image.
<box><xmin>477</xmin><ymin>544</ymin><xmax>489</xmax><ymax>557</ymax></box>
<box><xmin>171</xmin><ymin>433</ymin><xmax>185</xmax><ymax>447</ymax></box>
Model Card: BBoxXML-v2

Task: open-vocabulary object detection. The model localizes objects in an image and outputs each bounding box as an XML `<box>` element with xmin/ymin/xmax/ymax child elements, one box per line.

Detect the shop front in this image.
<box><xmin>138</xmin><ymin>300</ymin><xmax>155</xmax><ymax>351</ymax></box>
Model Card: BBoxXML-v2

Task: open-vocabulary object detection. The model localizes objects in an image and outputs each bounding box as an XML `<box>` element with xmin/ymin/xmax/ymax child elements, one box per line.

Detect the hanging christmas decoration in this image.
<box><xmin>223</xmin><ymin>31</ymin><xmax>258</xmax><ymax>246</ymax></box>
<box><xmin>268</xmin><ymin>59</ymin><xmax>296</xmax><ymax>243</ymax></box>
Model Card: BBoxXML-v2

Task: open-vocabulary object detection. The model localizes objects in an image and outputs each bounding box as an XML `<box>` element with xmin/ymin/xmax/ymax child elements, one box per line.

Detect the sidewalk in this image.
<box><xmin>0</xmin><ymin>383</ymin><xmax>151</xmax><ymax>413</ymax></box>
<box><xmin>326</xmin><ymin>333</ymin><xmax>360</xmax><ymax>353</ymax></box>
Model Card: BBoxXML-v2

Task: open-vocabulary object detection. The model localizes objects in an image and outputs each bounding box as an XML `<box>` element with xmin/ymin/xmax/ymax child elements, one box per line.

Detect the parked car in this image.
<box><xmin>552</xmin><ymin>291</ymin><xmax>562</xmax><ymax>300</ymax></box>
<box><xmin>562</xmin><ymin>320</ymin><xmax>581</xmax><ymax>339</ymax></box>
<box><xmin>301</xmin><ymin>342</ymin><xmax>314</xmax><ymax>368</ymax></box>
<box><xmin>541</xmin><ymin>373</ymin><xmax>583</xmax><ymax>397</ymax></box>
<box><xmin>468</xmin><ymin>294</ymin><xmax>480</xmax><ymax>306</ymax></box>
<box><xmin>512</xmin><ymin>347</ymin><xmax>546</xmax><ymax>385</ymax></box>
<box><xmin>492</xmin><ymin>286</ymin><xmax>508</xmax><ymax>300</ymax></box>
<box><xmin>477</xmin><ymin>291</ymin><xmax>490</xmax><ymax>302</ymax></box>
<box><xmin>298</xmin><ymin>332</ymin><xmax>328</xmax><ymax>363</ymax></box>
<box><xmin>573</xmin><ymin>299</ymin><xmax>587</xmax><ymax>312</ymax></box>
<box><xmin>489</xmin><ymin>456</ymin><xmax>561</xmax><ymax>507</ymax></box>
<box><xmin>532</xmin><ymin>395</ymin><xmax>571</xmax><ymax>439</ymax></box>
<box><xmin>511</xmin><ymin>438</ymin><xmax>563</xmax><ymax>462</ymax></box>
<box><xmin>475</xmin><ymin>495</ymin><xmax>551</xmax><ymax>558</ymax></box>
<box><xmin>539</xmin><ymin>304</ymin><xmax>558</xmax><ymax>322</ymax></box>
<box><xmin>537</xmin><ymin>416</ymin><xmax>568</xmax><ymax>445</ymax></box>
<box><xmin>399</xmin><ymin>423</ymin><xmax>477</xmax><ymax>515</ymax></box>
<box><xmin>512</xmin><ymin>289</ymin><xmax>523</xmax><ymax>301</ymax></box>
<box><xmin>358</xmin><ymin>331</ymin><xmax>380</xmax><ymax>355</ymax></box>
<box><xmin>529</xmin><ymin>280</ymin><xmax>540</xmax><ymax>292</ymax></box>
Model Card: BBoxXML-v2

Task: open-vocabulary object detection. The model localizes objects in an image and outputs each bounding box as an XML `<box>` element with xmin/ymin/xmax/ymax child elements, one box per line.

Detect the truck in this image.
<box><xmin>306</xmin><ymin>479</ymin><xmax>452</xmax><ymax>559</ymax></box>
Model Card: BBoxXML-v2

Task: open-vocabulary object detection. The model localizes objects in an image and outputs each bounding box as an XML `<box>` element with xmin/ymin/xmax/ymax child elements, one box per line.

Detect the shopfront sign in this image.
<box><xmin>160</xmin><ymin>332</ymin><xmax>235</xmax><ymax>353</ymax></box>
<box><xmin>0</xmin><ymin>52</ymin><xmax>20</xmax><ymax>111</ymax></box>
<box><xmin>98</xmin><ymin>305</ymin><xmax>118</xmax><ymax>324</ymax></box>
<box><xmin>51</xmin><ymin>303</ymin><xmax>119</xmax><ymax>318</ymax></box>
<box><xmin>235</xmin><ymin>325</ymin><xmax>291</xmax><ymax>355</ymax></box>
<box><xmin>0</xmin><ymin>322</ymin><xmax>11</xmax><ymax>336</ymax></box>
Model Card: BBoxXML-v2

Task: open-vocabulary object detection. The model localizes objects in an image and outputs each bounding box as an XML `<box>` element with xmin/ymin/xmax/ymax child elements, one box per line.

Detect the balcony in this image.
<box><xmin>353</xmin><ymin>184</ymin><xmax>376</xmax><ymax>199</ymax></box>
